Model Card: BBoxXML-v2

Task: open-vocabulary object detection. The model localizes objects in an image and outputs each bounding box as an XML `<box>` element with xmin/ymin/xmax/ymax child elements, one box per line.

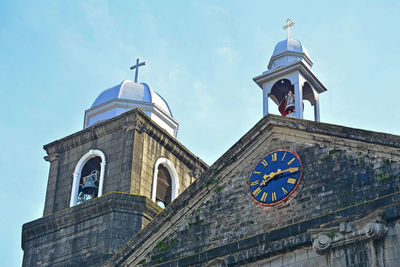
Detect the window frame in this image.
<box><xmin>70</xmin><ymin>149</ymin><xmax>106</xmax><ymax>207</ymax></box>
<box><xmin>151</xmin><ymin>158</ymin><xmax>179</xmax><ymax>204</ymax></box>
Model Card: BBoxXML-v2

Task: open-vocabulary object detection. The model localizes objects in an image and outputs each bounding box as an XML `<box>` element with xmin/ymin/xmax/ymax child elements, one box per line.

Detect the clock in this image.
<box><xmin>248</xmin><ymin>149</ymin><xmax>302</xmax><ymax>206</ymax></box>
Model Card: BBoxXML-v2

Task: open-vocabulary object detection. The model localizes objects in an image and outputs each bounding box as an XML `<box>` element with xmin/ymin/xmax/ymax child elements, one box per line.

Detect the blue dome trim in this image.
<box><xmin>155</xmin><ymin>91</ymin><xmax>173</xmax><ymax>117</ymax></box>
<box><xmin>141</xmin><ymin>82</ymin><xmax>152</xmax><ymax>105</ymax></box>
<box><xmin>91</xmin><ymin>82</ymin><xmax>123</xmax><ymax>108</ymax></box>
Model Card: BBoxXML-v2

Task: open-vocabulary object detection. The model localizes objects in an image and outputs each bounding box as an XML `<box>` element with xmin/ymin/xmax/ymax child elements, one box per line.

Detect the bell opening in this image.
<box><xmin>77</xmin><ymin>157</ymin><xmax>101</xmax><ymax>205</ymax></box>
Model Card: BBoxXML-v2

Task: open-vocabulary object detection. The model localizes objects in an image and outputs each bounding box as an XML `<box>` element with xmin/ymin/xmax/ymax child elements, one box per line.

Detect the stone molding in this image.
<box><xmin>119</xmin><ymin>200</ymin><xmax>399</xmax><ymax>267</ymax></box>
<box><xmin>21</xmin><ymin>192</ymin><xmax>161</xmax><ymax>250</ymax></box>
<box><xmin>311</xmin><ymin>213</ymin><xmax>388</xmax><ymax>255</ymax></box>
<box><xmin>44</xmin><ymin>152</ymin><xmax>59</xmax><ymax>162</ymax></box>
<box><xmin>43</xmin><ymin>109</ymin><xmax>207</xmax><ymax>171</ymax></box>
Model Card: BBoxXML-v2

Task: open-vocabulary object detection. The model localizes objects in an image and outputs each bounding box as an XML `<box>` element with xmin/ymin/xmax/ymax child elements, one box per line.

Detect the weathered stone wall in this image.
<box><xmin>144</xmin><ymin>139</ymin><xmax>400</xmax><ymax>266</ymax></box>
<box><xmin>22</xmin><ymin>193</ymin><xmax>161</xmax><ymax>267</ymax></box>
<box><xmin>42</xmin><ymin>109</ymin><xmax>207</xmax><ymax>216</ymax></box>
<box><xmin>106</xmin><ymin>115</ymin><xmax>400</xmax><ymax>266</ymax></box>
<box><xmin>131</xmin><ymin>129</ymin><xmax>198</xmax><ymax>198</ymax></box>
<box><xmin>24</xmin><ymin>108</ymin><xmax>208</xmax><ymax>267</ymax></box>
<box><xmin>42</xmin><ymin>112</ymin><xmax>139</xmax><ymax>215</ymax></box>
<box><xmin>249</xmin><ymin>218</ymin><xmax>400</xmax><ymax>267</ymax></box>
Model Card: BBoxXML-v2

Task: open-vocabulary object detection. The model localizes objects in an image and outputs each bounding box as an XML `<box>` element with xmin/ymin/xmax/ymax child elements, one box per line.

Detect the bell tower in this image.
<box><xmin>21</xmin><ymin>62</ymin><xmax>207</xmax><ymax>266</ymax></box>
<box><xmin>253</xmin><ymin>19</ymin><xmax>327</xmax><ymax>121</ymax></box>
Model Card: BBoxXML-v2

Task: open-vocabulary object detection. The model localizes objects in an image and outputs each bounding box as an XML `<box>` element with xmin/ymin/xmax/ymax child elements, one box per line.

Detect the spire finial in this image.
<box><xmin>283</xmin><ymin>18</ymin><xmax>295</xmax><ymax>40</ymax></box>
<box><xmin>130</xmin><ymin>58</ymin><xmax>146</xmax><ymax>83</ymax></box>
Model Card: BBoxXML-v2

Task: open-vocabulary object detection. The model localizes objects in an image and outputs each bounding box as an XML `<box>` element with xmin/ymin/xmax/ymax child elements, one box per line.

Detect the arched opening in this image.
<box><xmin>302</xmin><ymin>82</ymin><xmax>316</xmax><ymax>105</ymax></box>
<box><xmin>302</xmin><ymin>82</ymin><xmax>317</xmax><ymax>121</ymax></box>
<box><xmin>151</xmin><ymin>158</ymin><xmax>179</xmax><ymax>209</ymax></box>
<box><xmin>70</xmin><ymin>149</ymin><xmax>106</xmax><ymax>207</ymax></box>
<box><xmin>270</xmin><ymin>79</ymin><xmax>293</xmax><ymax>106</ymax></box>
<box><xmin>268</xmin><ymin>79</ymin><xmax>319</xmax><ymax>120</ymax></box>
<box><xmin>76</xmin><ymin>156</ymin><xmax>101</xmax><ymax>204</ymax></box>
<box><xmin>270</xmin><ymin>79</ymin><xmax>297</xmax><ymax>117</ymax></box>
<box><xmin>155</xmin><ymin>165</ymin><xmax>172</xmax><ymax>208</ymax></box>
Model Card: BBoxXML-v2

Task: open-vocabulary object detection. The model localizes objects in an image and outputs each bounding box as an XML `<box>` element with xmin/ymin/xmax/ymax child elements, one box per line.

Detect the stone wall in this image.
<box><xmin>129</xmin><ymin>118</ymin><xmax>205</xmax><ymax>198</ymax></box>
<box><xmin>22</xmin><ymin>193</ymin><xmax>161</xmax><ymax>267</ymax></box>
<box><xmin>42</xmin><ymin>109</ymin><xmax>207</xmax><ymax>216</ymax></box>
<box><xmin>143</xmin><ymin>141</ymin><xmax>400</xmax><ymax>266</ymax></box>
<box><xmin>23</xmin><ymin>108</ymin><xmax>208</xmax><ymax>266</ymax></box>
<box><xmin>106</xmin><ymin>115</ymin><xmax>400</xmax><ymax>266</ymax></box>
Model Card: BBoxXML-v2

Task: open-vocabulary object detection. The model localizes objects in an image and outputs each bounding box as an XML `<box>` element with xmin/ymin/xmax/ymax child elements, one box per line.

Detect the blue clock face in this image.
<box><xmin>248</xmin><ymin>149</ymin><xmax>302</xmax><ymax>206</ymax></box>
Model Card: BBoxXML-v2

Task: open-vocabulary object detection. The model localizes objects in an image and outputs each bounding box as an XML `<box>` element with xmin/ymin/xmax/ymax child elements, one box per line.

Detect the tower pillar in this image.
<box><xmin>314</xmin><ymin>93</ymin><xmax>320</xmax><ymax>122</ymax></box>
<box><xmin>293</xmin><ymin>81</ymin><xmax>303</xmax><ymax>119</ymax></box>
<box><xmin>263</xmin><ymin>84</ymin><xmax>269</xmax><ymax>116</ymax></box>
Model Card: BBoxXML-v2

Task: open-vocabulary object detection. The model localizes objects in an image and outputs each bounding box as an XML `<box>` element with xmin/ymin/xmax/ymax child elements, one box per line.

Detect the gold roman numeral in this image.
<box><xmin>271</xmin><ymin>192</ymin><xmax>277</xmax><ymax>201</ymax></box>
<box><xmin>287</xmin><ymin>157</ymin><xmax>295</xmax><ymax>165</ymax></box>
<box><xmin>253</xmin><ymin>187</ymin><xmax>262</xmax><ymax>197</ymax></box>
<box><xmin>253</xmin><ymin>171</ymin><xmax>261</xmax><ymax>175</ymax></box>
<box><xmin>282</xmin><ymin>187</ymin><xmax>288</xmax><ymax>194</ymax></box>
<box><xmin>261</xmin><ymin>159</ymin><xmax>268</xmax><ymax>167</ymax></box>
<box><xmin>250</xmin><ymin>180</ymin><xmax>259</xmax><ymax>186</ymax></box>
<box><xmin>287</xmin><ymin>178</ymin><xmax>296</xmax><ymax>184</ymax></box>
<box><xmin>260</xmin><ymin>192</ymin><xmax>268</xmax><ymax>202</ymax></box>
<box><xmin>281</xmin><ymin>152</ymin><xmax>287</xmax><ymax>161</ymax></box>
<box><xmin>271</xmin><ymin>153</ymin><xmax>277</xmax><ymax>162</ymax></box>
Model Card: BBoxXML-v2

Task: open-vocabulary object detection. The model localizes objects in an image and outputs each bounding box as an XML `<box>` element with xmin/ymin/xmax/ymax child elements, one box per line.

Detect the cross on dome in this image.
<box><xmin>283</xmin><ymin>18</ymin><xmax>295</xmax><ymax>40</ymax></box>
<box><xmin>130</xmin><ymin>58</ymin><xmax>146</xmax><ymax>83</ymax></box>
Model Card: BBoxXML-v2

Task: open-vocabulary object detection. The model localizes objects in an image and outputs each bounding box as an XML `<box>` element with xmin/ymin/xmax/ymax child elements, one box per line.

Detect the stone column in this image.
<box><xmin>263</xmin><ymin>84</ymin><xmax>270</xmax><ymax>116</ymax></box>
<box><xmin>294</xmin><ymin>81</ymin><xmax>303</xmax><ymax>119</ymax></box>
<box><xmin>314</xmin><ymin>93</ymin><xmax>320</xmax><ymax>122</ymax></box>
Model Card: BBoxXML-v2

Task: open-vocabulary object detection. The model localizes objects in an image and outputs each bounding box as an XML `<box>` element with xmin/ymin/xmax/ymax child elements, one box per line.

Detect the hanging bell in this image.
<box><xmin>81</xmin><ymin>175</ymin><xmax>98</xmax><ymax>195</ymax></box>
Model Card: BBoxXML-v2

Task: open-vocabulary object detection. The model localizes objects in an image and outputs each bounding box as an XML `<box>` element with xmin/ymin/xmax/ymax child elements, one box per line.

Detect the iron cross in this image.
<box><xmin>283</xmin><ymin>18</ymin><xmax>295</xmax><ymax>39</ymax></box>
<box><xmin>130</xmin><ymin>58</ymin><xmax>146</xmax><ymax>83</ymax></box>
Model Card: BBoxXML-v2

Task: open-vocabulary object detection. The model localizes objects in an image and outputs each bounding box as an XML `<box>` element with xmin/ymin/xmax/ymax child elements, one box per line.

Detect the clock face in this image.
<box><xmin>248</xmin><ymin>149</ymin><xmax>302</xmax><ymax>206</ymax></box>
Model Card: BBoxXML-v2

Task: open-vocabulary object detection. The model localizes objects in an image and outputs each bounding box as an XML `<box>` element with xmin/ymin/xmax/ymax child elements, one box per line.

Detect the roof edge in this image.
<box><xmin>104</xmin><ymin>115</ymin><xmax>400</xmax><ymax>266</ymax></box>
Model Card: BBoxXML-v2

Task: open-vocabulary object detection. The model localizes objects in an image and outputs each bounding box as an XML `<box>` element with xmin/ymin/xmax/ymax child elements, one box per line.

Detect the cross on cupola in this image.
<box><xmin>130</xmin><ymin>58</ymin><xmax>146</xmax><ymax>83</ymax></box>
<box><xmin>283</xmin><ymin>18</ymin><xmax>295</xmax><ymax>40</ymax></box>
<box><xmin>253</xmin><ymin>19</ymin><xmax>327</xmax><ymax>122</ymax></box>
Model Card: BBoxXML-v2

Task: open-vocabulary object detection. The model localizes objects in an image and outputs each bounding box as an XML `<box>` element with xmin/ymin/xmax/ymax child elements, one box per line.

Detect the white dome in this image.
<box><xmin>271</xmin><ymin>38</ymin><xmax>310</xmax><ymax>58</ymax></box>
<box><xmin>91</xmin><ymin>80</ymin><xmax>172</xmax><ymax>117</ymax></box>
<box><xmin>268</xmin><ymin>38</ymin><xmax>313</xmax><ymax>70</ymax></box>
<box><xmin>84</xmin><ymin>80</ymin><xmax>179</xmax><ymax>137</ymax></box>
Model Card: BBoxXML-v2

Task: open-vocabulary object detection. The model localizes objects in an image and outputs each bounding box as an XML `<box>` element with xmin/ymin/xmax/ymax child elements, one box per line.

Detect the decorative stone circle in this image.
<box><xmin>364</xmin><ymin>222</ymin><xmax>387</xmax><ymax>239</ymax></box>
<box><xmin>312</xmin><ymin>234</ymin><xmax>332</xmax><ymax>255</ymax></box>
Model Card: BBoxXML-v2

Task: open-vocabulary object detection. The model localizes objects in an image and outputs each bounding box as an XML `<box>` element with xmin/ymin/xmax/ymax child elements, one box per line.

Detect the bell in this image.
<box><xmin>81</xmin><ymin>176</ymin><xmax>98</xmax><ymax>195</ymax></box>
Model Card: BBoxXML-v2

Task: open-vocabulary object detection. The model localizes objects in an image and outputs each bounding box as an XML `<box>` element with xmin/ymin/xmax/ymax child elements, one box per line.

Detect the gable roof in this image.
<box><xmin>105</xmin><ymin>115</ymin><xmax>400</xmax><ymax>266</ymax></box>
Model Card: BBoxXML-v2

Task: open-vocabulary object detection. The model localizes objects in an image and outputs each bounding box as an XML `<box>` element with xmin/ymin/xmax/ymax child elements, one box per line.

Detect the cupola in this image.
<box><xmin>253</xmin><ymin>19</ymin><xmax>327</xmax><ymax>121</ymax></box>
<box><xmin>84</xmin><ymin>59</ymin><xmax>179</xmax><ymax>137</ymax></box>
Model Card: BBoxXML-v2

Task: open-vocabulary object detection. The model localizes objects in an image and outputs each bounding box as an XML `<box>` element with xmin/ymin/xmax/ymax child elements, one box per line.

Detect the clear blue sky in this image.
<box><xmin>1</xmin><ymin>0</ymin><xmax>399</xmax><ymax>265</ymax></box>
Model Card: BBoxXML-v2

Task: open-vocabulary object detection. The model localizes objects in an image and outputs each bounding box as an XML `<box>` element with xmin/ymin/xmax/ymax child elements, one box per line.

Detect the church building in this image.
<box><xmin>22</xmin><ymin>21</ymin><xmax>400</xmax><ymax>267</ymax></box>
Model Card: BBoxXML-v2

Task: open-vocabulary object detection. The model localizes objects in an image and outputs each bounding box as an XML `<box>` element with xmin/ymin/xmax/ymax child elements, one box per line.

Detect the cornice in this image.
<box><xmin>21</xmin><ymin>192</ymin><xmax>161</xmax><ymax>249</ymax></box>
<box><xmin>43</xmin><ymin>109</ymin><xmax>208</xmax><ymax>171</ymax></box>
<box><xmin>253</xmin><ymin>60</ymin><xmax>327</xmax><ymax>93</ymax></box>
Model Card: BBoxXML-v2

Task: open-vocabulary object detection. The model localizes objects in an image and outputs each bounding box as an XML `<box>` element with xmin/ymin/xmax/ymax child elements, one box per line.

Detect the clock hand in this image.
<box><xmin>275</xmin><ymin>167</ymin><xmax>299</xmax><ymax>178</ymax></box>
<box><xmin>260</xmin><ymin>167</ymin><xmax>299</xmax><ymax>186</ymax></box>
<box><xmin>260</xmin><ymin>169</ymin><xmax>281</xmax><ymax>186</ymax></box>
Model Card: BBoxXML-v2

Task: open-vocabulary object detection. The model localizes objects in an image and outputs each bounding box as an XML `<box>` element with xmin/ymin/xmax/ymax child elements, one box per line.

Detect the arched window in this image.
<box><xmin>70</xmin><ymin>149</ymin><xmax>106</xmax><ymax>207</ymax></box>
<box><xmin>151</xmin><ymin>158</ymin><xmax>179</xmax><ymax>208</ymax></box>
<box><xmin>156</xmin><ymin>165</ymin><xmax>172</xmax><ymax>208</ymax></box>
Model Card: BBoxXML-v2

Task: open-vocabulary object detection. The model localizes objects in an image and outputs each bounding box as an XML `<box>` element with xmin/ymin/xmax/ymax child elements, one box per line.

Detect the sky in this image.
<box><xmin>1</xmin><ymin>0</ymin><xmax>400</xmax><ymax>266</ymax></box>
